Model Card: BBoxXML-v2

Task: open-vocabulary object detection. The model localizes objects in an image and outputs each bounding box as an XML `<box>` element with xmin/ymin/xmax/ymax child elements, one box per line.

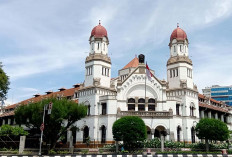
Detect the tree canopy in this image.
<box><xmin>112</xmin><ymin>116</ymin><xmax>147</xmax><ymax>151</ymax></box>
<box><xmin>195</xmin><ymin>118</ymin><xmax>230</xmax><ymax>151</ymax></box>
<box><xmin>0</xmin><ymin>124</ymin><xmax>28</xmax><ymax>136</ymax></box>
<box><xmin>14</xmin><ymin>97</ymin><xmax>87</xmax><ymax>148</ymax></box>
<box><xmin>0</xmin><ymin>63</ymin><xmax>10</xmax><ymax>101</ymax></box>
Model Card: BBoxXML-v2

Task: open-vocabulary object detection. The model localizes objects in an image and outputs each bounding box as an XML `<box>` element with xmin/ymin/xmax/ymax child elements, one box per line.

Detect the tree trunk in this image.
<box><xmin>116</xmin><ymin>141</ymin><xmax>119</xmax><ymax>153</ymax></box>
<box><xmin>205</xmin><ymin>139</ymin><xmax>209</xmax><ymax>152</ymax></box>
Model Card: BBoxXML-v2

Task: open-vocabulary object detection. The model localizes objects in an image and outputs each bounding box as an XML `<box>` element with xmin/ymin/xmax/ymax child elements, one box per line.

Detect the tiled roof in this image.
<box><xmin>199</xmin><ymin>103</ymin><xmax>228</xmax><ymax>113</ymax></box>
<box><xmin>0</xmin><ymin>86</ymin><xmax>79</xmax><ymax>118</ymax></box>
<box><xmin>198</xmin><ymin>93</ymin><xmax>228</xmax><ymax>113</ymax></box>
<box><xmin>123</xmin><ymin>56</ymin><xmax>139</xmax><ymax>69</ymax></box>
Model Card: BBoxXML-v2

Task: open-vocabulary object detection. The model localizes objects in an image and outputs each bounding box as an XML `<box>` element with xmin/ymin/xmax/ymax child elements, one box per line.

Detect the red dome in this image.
<box><xmin>170</xmin><ymin>26</ymin><xmax>187</xmax><ymax>41</ymax></box>
<box><xmin>90</xmin><ymin>23</ymin><xmax>107</xmax><ymax>38</ymax></box>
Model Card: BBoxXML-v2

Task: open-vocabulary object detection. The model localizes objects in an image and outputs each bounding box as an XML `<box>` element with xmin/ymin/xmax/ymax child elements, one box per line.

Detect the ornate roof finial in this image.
<box><xmin>177</xmin><ymin>23</ymin><xmax>179</xmax><ymax>28</ymax></box>
<box><xmin>99</xmin><ymin>20</ymin><xmax>101</xmax><ymax>25</ymax></box>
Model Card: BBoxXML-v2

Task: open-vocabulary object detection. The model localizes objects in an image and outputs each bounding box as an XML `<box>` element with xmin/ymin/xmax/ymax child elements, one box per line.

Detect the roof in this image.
<box><xmin>199</xmin><ymin>103</ymin><xmax>228</xmax><ymax>113</ymax></box>
<box><xmin>90</xmin><ymin>22</ymin><xmax>107</xmax><ymax>39</ymax></box>
<box><xmin>123</xmin><ymin>56</ymin><xmax>139</xmax><ymax>69</ymax></box>
<box><xmin>198</xmin><ymin>93</ymin><xmax>228</xmax><ymax>113</ymax></box>
<box><xmin>0</xmin><ymin>86</ymin><xmax>80</xmax><ymax>118</ymax></box>
<box><xmin>170</xmin><ymin>26</ymin><xmax>187</xmax><ymax>41</ymax></box>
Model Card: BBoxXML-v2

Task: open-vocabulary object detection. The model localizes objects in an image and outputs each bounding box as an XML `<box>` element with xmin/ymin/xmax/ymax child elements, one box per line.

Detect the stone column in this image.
<box><xmin>161</xmin><ymin>136</ymin><xmax>164</xmax><ymax>152</ymax></box>
<box><xmin>200</xmin><ymin>110</ymin><xmax>204</xmax><ymax>119</ymax></box>
<box><xmin>151</xmin><ymin>129</ymin><xmax>155</xmax><ymax>139</ymax></box>
<box><xmin>19</xmin><ymin>136</ymin><xmax>26</xmax><ymax>154</ymax></box>
<box><xmin>208</xmin><ymin>111</ymin><xmax>211</xmax><ymax>119</ymax></box>
<box><xmin>221</xmin><ymin>114</ymin><xmax>224</xmax><ymax>122</ymax></box>
<box><xmin>215</xmin><ymin>112</ymin><xmax>218</xmax><ymax>119</ymax></box>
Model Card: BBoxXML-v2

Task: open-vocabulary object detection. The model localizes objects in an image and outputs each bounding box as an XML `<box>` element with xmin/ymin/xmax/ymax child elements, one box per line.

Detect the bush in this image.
<box><xmin>112</xmin><ymin>116</ymin><xmax>147</xmax><ymax>151</ymax></box>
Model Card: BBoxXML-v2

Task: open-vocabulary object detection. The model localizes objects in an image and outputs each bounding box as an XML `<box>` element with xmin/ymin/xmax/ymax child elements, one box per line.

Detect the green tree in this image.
<box><xmin>0</xmin><ymin>63</ymin><xmax>10</xmax><ymax>101</ymax></box>
<box><xmin>0</xmin><ymin>124</ymin><xmax>28</xmax><ymax>136</ymax></box>
<box><xmin>112</xmin><ymin>116</ymin><xmax>147</xmax><ymax>151</ymax></box>
<box><xmin>195</xmin><ymin>118</ymin><xmax>230</xmax><ymax>151</ymax></box>
<box><xmin>14</xmin><ymin>97</ymin><xmax>87</xmax><ymax>149</ymax></box>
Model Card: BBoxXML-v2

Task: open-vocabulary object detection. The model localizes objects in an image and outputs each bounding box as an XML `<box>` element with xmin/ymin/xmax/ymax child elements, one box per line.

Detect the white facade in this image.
<box><xmin>74</xmin><ymin>25</ymin><xmax>202</xmax><ymax>145</ymax></box>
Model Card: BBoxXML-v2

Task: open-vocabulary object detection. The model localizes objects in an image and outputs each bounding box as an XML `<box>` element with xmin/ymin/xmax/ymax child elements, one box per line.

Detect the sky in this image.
<box><xmin>1</xmin><ymin>0</ymin><xmax>232</xmax><ymax>105</ymax></box>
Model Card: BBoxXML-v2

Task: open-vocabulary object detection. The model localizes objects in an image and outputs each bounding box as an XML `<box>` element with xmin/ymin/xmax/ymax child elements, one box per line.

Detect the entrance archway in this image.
<box><xmin>83</xmin><ymin>126</ymin><xmax>89</xmax><ymax>143</ymax></box>
<box><xmin>154</xmin><ymin>125</ymin><xmax>167</xmax><ymax>138</ymax></box>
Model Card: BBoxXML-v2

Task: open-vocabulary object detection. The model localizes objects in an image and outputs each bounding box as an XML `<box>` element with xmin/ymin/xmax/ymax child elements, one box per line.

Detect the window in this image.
<box><xmin>104</xmin><ymin>43</ymin><xmax>105</xmax><ymax>51</ymax></box>
<box><xmin>92</xmin><ymin>43</ymin><xmax>94</xmax><ymax>50</ymax></box>
<box><xmin>102</xmin><ymin>67</ymin><xmax>110</xmax><ymax>77</ymax></box>
<box><xmin>170</xmin><ymin>70</ymin><xmax>172</xmax><ymax>78</ymax></box>
<box><xmin>190</xmin><ymin>106</ymin><xmax>194</xmax><ymax>116</ymax></box>
<box><xmin>174</xmin><ymin>46</ymin><xmax>176</xmax><ymax>52</ymax></box>
<box><xmin>176</xmin><ymin>69</ymin><xmax>178</xmax><ymax>77</ymax></box>
<box><xmin>87</xmin><ymin>105</ymin><xmax>90</xmax><ymax>116</ymax></box>
<box><xmin>176</xmin><ymin>104</ymin><xmax>180</xmax><ymax>115</ymax></box>
<box><xmin>101</xmin><ymin>125</ymin><xmax>106</xmax><ymax>143</ymax></box>
<box><xmin>128</xmin><ymin>98</ymin><xmax>135</xmax><ymax>111</ymax></box>
<box><xmin>138</xmin><ymin>98</ymin><xmax>145</xmax><ymax>111</ymax></box>
<box><xmin>148</xmin><ymin>98</ymin><xmax>155</xmax><ymax>111</ymax></box>
<box><xmin>98</xmin><ymin>43</ymin><xmax>99</xmax><ymax>50</ymax></box>
<box><xmin>177</xmin><ymin>126</ymin><xmax>181</xmax><ymax>142</ymax></box>
<box><xmin>173</xmin><ymin>69</ymin><xmax>175</xmax><ymax>77</ymax></box>
<box><xmin>102</xmin><ymin>103</ymin><xmax>107</xmax><ymax>115</ymax></box>
<box><xmin>180</xmin><ymin>45</ymin><xmax>182</xmax><ymax>52</ymax></box>
<box><xmin>191</xmin><ymin>127</ymin><xmax>195</xmax><ymax>143</ymax></box>
<box><xmin>83</xmin><ymin>126</ymin><xmax>89</xmax><ymax>143</ymax></box>
<box><xmin>86</xmin><ymin>66</ymin><xmax>92</xmax><ymax>76</ymax></box>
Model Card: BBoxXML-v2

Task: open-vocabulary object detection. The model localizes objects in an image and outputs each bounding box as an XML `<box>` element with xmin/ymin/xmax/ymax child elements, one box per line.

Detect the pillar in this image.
<box><xmin>200</xmin><ymin>110</ymin><xmax>204</xmax><ymax>119</ymax></box>
<box><xmin>215</xmin><ymin>112</ymin><xmax>218</xmax><ymax>119</ymax></box>
<box><xmin>208</xmin><ymin>111</ymin><xmax>211</xmax><ymax>119</ymax></box>
<box><xmin>221</xmin><ymin>114</ymin><xmax>224</xmax><ymax>122</ymax></box>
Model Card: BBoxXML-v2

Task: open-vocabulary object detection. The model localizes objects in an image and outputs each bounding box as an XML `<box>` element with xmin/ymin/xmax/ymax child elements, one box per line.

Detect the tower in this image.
<box><xmin>167</xmin><ymin>24</ymin><xmax>194</xmax><ymax>89</ymax></box>
<box><xmin>84</xmin><ymin>21</ymin><xmax>111</xmax><ymax>88</ymax></box>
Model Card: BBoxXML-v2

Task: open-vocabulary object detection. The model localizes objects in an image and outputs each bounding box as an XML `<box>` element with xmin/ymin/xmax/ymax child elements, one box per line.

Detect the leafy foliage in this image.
<box><xmin>14</xmin><ymin>97</ymin><xmax>87</xmax><ymax>148</ymax></box>
<box><xmin>196</xmin><ymin>118</ymin><xmax>230</xmax><ymax>141</ymax></box>
<box><xmin>112</xmin><ymin>116</ymin><xmax>147</xmax><ymax>151</ymax></box>
<box><xmin>0</xmin><ymin>124</ymin><xmax>28</xmax><ymax>136</ymax></box>
<box><xmin>0</xmin><ymin>63</ymin><xmax>10</xmax><ymax>101</ymax></box>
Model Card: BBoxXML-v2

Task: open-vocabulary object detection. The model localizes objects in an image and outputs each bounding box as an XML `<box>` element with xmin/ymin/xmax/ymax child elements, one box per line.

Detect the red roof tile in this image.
<box><xmin>123</xmin><ymin>56</ymin><xmax>139</xmax><ymax>69</ymax></box>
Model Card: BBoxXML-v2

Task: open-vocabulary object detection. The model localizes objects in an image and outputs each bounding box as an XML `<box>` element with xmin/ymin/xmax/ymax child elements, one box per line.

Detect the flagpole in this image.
<box><xmin>145</xmin><ymin>62</ymin><xmax>147</xmax><ymax>106</ymax></box>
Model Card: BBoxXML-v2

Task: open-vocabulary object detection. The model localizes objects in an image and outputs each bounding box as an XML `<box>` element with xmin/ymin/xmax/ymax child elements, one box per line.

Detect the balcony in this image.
<box><xmin>119</xmin><ymin>110</ymin><xmax>173</xmax><ymax>118</ymax></box>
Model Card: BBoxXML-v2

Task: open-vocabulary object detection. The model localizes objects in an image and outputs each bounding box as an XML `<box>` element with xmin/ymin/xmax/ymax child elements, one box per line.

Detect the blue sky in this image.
<box><xmin>1</xmin><ymin>0</ymin><xmax>232</xmax><ymax>104</ymax></box>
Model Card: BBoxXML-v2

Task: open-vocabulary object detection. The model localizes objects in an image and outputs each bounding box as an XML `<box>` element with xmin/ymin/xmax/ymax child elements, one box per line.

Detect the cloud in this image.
<box><xmin>1</xmin><ymin>0</ymin><xmax>232</xmax><ymax>104</ymax></box>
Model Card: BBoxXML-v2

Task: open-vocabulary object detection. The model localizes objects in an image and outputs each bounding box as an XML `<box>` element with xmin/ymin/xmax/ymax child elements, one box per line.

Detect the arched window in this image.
<box><xmin>138</xmin><ymin>98</ymin><xmax>145</xmax><ymax>111</ymax></box>
<box><xmin>176</xmin><ymin>104</ymin><xmax>180</xmax><ymax>115</ymax></box>
<box><xmin>174</xmin><ymin>46</ymin><xmax>176</xmax><ymax>52</ymax></box>
<box><xmin>180</xmin><ymin>45</ymin><xmax>182</xmax><ymax>52</ymax></box>
<box><xmin>190</xmin><ymin>106</ymin><xmax>194</xmax><ymax>116</ymax></box>
<box><xmin>177</xmin><ymin>126</ymin><xmax>181</xmax><ymax>142</ymax></box>
<box><xmin>148</xmin><ymin>98</ymin><xmax>155</xmax><ymax>111</ymax></box>
<box><xmin>101</xmin><ymin>125</ymin><xmax>106</xmax><ymax>143</ymax></box>
<box><xmin>84</xmin><ymin>101</ymin><xmax>91</xmax><ymax>116</ymax></box>
<box><xmin>191</xmin><ymin>127</ymin><xmax>195</xmax><ymax>143</ymax></box>
<box><xmin>128</xmin><ymin>98</ymin><xmax>135</xmax><ymax>111</ymax></box>
<box><xmin>83</xmin><ymin>126</ymin><xmax>89</xmax><ymax>143</ymax></box>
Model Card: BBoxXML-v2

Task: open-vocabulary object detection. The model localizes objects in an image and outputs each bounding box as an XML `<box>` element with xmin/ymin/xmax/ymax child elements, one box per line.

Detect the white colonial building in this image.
<box><xmin>1</xmin><ymin>22</ymin><xmax>231</xmax><ymax>148</ymax></box>
<box><xmin>74</xmin><ymin>22</ymin><xmax>201</xmax><ymax>145</ymax></box>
